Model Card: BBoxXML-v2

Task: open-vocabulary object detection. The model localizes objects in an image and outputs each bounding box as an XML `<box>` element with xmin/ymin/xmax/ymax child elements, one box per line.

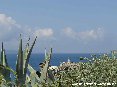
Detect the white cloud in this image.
<box><xmin>79</xmin><ymin>28</ymin><xmax>104</xmax><ymax>40</ymax></box>
<box><xmin>33</xmin><ymin>28</ymin><xmax>53</xmax><ymax>38</ymax></box>
<box><xmin>0</xmin><ymin>14</ymin><xmax>16</xmax><ymax>26</ymax></box>
<box><xmin>0</xmin><ymin>13</ymin><xmax>54</xmax><ymax>42</ymax></box>
<box><xmin>0</xmin><ymin>13</ymin><xmax>21</xmax><ymax>41</ymax></box>
<box><xmin>63</xmin><ymin>27</ymin><xmax>76</xmax><ymax>39</ymax></box>
<box><xmin>63</xmin><ymin>27</ymin><xmax>104</xmax><ymax>41</ymax></box>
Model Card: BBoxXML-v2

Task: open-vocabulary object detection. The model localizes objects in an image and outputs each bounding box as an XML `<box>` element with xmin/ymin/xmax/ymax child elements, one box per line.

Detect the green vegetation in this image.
<box><xmin>51</xmin><ymin>54</ymin><xmax>117</xmax><ymax>86</ymax></box>
<box><xmin>0</xmin><ymin>35</ymin><xmax>117</xmax><ymax>87</ymax></box>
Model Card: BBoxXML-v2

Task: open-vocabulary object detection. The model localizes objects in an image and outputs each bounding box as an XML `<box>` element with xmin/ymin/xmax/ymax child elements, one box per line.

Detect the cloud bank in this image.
<box><xmin>0</xmin><ymin>13</ymin><xmax>54</xmax><ymax>41</ymax></box>
<box><xmin>0</xmin><ymin>13</ymin><xmax>104</xmax><ymax>43</ymax></box>
<box><xmin>63</xmin><ymin>27</ymin><xmax>104</xmax><ymax>41</ymax></box>
<box><xmin>0</xmin><ymin>13</ymin><xmax>106</xmax><ymax>53</ymax></box>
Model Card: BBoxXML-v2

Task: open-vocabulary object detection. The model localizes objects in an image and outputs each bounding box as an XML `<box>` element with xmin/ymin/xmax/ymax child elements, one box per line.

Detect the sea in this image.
<box><xmin>6</xmin><ymin>53</ymin><xmax>102</xmax><ymax>71</ymax></box>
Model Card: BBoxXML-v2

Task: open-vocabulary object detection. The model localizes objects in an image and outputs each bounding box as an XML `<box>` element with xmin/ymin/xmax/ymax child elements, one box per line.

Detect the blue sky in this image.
<box><xmin>0</xmin><ymin>0</ymin><xmax>117</xmax><ymax>53</ymax></box>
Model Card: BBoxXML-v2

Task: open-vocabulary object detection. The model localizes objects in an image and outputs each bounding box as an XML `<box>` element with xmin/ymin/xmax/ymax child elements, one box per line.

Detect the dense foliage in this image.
<box><xmin>49</xmin><ymin>54</ymin><xmax>117</xmax><ymax>86</ymax></box>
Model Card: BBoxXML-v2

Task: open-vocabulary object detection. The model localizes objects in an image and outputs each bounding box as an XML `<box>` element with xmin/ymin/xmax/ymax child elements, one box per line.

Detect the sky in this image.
<box><xmin>0</xmin><ymin>0</ymin><xmax>117</xmax><ymax>53</ymax></box>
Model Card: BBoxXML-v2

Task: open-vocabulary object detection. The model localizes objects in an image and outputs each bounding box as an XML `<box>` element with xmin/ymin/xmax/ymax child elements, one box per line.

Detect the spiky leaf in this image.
<box><xmin>16</xmin><ymin>35</ymin><xmax>24</xmax><ymax>86</ymax></box>
<box><xmin>0</xmin><ymin>42</ymin><xmax>11</xmax><ymax>82</ymax></box>
<box><xmin>24</xmin><ymin>36</ymin><xmax>37</xmax><ymax>76</ymax></box>
<box><xmin>40</xmin><ymin>48</ymin><xmax>52</xmax><ymax>83</ymax></box>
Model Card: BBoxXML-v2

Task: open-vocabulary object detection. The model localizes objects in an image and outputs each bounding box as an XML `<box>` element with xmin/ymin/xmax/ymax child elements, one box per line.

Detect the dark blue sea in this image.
<box><xmin>6</xmin><ymin>53</ymin><xmax>102</xmax><ymax>71</ymax></box>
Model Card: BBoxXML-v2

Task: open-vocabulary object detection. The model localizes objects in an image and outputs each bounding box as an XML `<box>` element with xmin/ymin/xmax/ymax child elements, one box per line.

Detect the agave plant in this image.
<box><xmin>16</xmin><ymin>35</ymin><xmax>37</xmax><ymax>86</ymax></box>
<box><xmin>40</xmin><ymin>48</ymin><xmax>53</xmax><ymax>83</ymax></box>
<box><xmin>0</xmin><ymin>35</ymin><xmax>56</xmax><ymax>87</ymax></box>
<box><xmin>27</xmin><ymin>48</ymin><xmax>54</xmax><ymax>86</ymax></box>
<box><xmin>0</xmin><ymin>42</ymin><xmax>11</xmax><ymax>83</ymax></box>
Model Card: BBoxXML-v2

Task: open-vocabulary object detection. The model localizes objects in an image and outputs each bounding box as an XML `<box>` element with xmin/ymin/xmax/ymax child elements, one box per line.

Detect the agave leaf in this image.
<box><xmin>6</xmin><ymin>67</ymin><xmax>16</xmax><ymax>76</ymax></box>
<box><xmin>1</xmin><ymin>42</ymin><xmax>9</xmax><ymax>67</ymax></box>
<box><xmin>28</xmin><ymin>64</ymin><xmax>40</xmax><ymax>81</ymax></box>
<box><xmin>0</xmin><ymin>42</ymin><xmax>11</xmax><ymax>83</ymax></box>
<box><xmin>45</xmin><ymin>48</ymin><xmax>47</xmax><ymax>58</ymax></box>
<box><xmin>24</xmin><ymin>36</ymin><xmax>37</xmax><ymax>76</ymax></box>
<box><xmin>16</xmin><ymin>34</ymin><xmax>24</xmax><ymax>86</ymax></box>
<box><xmin>1</xmin><ymin>42</ymin><xmax>5</xmax><ymax>65</ymax></box>
<box><xmin>23</xmin><ymin>36</ymin><xmax>37</xmax><ymax>84</ymax></box>
<box><xmin>23</xmin><ymin>37</ymin><xmax>30</xmax><ymax>71</ymax></box>
<box><xmin>28</xmin><ymin>64</ymin><xmax>40</xmax><ymax>86</ymax></box>
<box><xmin>23</xmin><ymin>37</ymin><xmax>30</xmax><ymax>82</ymax></box>
<box><xmin>40</xmin><ymin>48</ymin><xmax>52</xmax><ymax>83</ymax></box>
